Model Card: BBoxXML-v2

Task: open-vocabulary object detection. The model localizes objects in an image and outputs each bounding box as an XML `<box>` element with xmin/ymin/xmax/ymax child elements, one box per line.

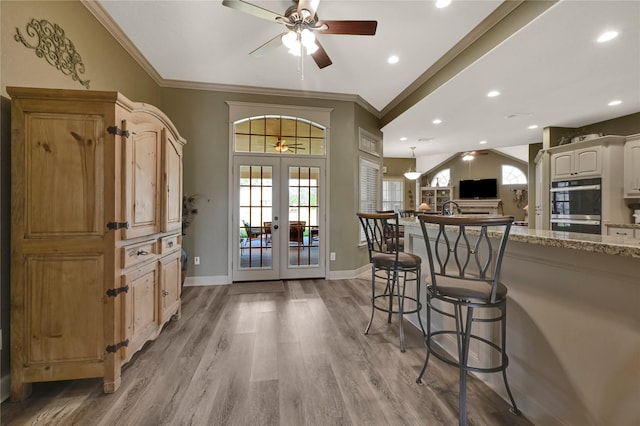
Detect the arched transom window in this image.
<box><xmin>234</xmin><ymin>115</ymin><xmax>326</xmax><ymax>155</ymax></box>
<box><xmin>430</xmin><ymin>169</ymin><xmax>451</xmax><ymax>187</ymax></box>
<box><xmin>502</xmin><ymin>165</ymin><xmax>527</xmax><ymax>184</ymax></box>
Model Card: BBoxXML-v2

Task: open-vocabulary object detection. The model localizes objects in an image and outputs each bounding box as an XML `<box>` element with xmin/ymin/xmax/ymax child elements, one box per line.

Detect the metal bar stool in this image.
<box><xmin>357</xmin><ymin>212</ymin><xmax>424</xmax><ymax>352</ymax></box>
<box><xmin>416</xmin><ymin>214</ymin><xmax>521</xmax><ymax>425</ymax></box>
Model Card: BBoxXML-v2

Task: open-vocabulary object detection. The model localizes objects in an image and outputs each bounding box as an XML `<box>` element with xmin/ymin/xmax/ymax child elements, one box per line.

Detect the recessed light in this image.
<box><xmin>432</xmin><ymin>119</ymin><xmax>442</xmax><ymax>124</ymax></box>
<box><xmin>487</xmin><ymin>90</ymin><xmax>500</xmax><ymax>98</ymax></box>
<box><xmin>435</xmin><ymin>0</ymin><xmax>451</xmax><ymax>8</ymax></box>
<box><xmin>400</xmin><ymin>137</ymin><xmax>407</xmax><ymax>141</ymax></box>
<box><xmin>479</xmin><ymin>140</ymin><xmax>487</xmax><ymax>145</ymax></box>
<box><xmin>528</xmin><ymin>125</ymin><xmax>538</xmax><ymax>130</ymax></box>
<box><xmin>387</xmin><ymin>55</ymin><xmax>399</xmax><ymax>64</ymax></box>
<box><xmin>608</xmin><ymin>100</ymin><xmax>622</xmax><ymax>106</ymax></box>
<box><xmin>597</xmin><ymin>31</ymin><xmax>619</xmax><ymax>43</ymax></box>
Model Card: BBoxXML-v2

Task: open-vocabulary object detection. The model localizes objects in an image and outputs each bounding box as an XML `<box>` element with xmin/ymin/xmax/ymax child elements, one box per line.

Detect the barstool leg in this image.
<box><xmin>416</xmin><ymin>291</ymin><xmax>432</xmax><ymax>385</ymax></box>
<box><xmin>458</xmin><ymin>306</ymin><xmax>474</xmax><ymax>426</ymax></box>
<box><xmin>364</xmin><ymin>265</ymin><xmax>376</xmax><ymax>335</ymax></box>
<box><xmin>387</xmin><ymin>269</ymin><xmax>396</xmax><ymax>324</ymax></box>
<box><xmin>397</xmin><ymin>270</ymin><xmax>407</xmax><ymax>352</ymax></box>
<box><xmin>501</xmin><ymin>302</ymin><xmax>521</xmax><ymax>415</ymax></box>
<box><xmin>415</xmin><ymin>267</ymin><xmax>425</xmax><ymax>337</ymax></box>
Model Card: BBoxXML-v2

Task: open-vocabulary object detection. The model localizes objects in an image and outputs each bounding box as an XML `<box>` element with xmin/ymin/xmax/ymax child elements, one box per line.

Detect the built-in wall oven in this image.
<box><xmin>550</xmin><ymin>177</ymin><xmax>602</xmax><ymax>234</ymax></box>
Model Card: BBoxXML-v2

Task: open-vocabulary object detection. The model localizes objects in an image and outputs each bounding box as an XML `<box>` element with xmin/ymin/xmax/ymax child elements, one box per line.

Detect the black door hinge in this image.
<box><xmin>106</xmin><ymin>285</ymin><xmax>129</xmax><ymax>298</ymax></box>
<box><xmin>106</xmin><ymin>339</ymin><xmax>129</xmax><ymax>354</ymax></box>
<box><xmin>107</xmin><ymin>126</ymin><xmax>130</xmax><ymax>138</ymax></box>
<box><xmin>107</xmin><ymin>221</ymin><xmax>129</xmax><ymax>231</ymax></box>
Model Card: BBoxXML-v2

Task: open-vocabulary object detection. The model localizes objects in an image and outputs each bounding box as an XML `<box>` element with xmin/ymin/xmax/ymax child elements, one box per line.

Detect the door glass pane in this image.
<box><xmin>239</xmin><ymin>165</ymin><xmax>273</xmax><ymax>269</ymax></box>
<box><xmin>288</xmin><ymin>166</ymin><xmax>320</xmax><ymax>267</ymax></box>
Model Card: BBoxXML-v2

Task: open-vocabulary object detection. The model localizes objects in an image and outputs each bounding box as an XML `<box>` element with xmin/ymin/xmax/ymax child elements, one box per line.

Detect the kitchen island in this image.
<box><xmin>400</xmin><ymin>219</ymin><xmax>640</xmax><ymax>426</ymax></box>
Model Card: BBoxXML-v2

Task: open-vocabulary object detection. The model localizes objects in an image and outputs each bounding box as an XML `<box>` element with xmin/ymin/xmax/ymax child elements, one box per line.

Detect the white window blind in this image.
<box><xmin>359</xmin><ymin>157</ymin><xmax>380</xmax><ymax>242</ymax></box>
<box><xmin>382</xmin><ymin>178</ymin><xmax>403</xmax><ymax>211</ymax></box>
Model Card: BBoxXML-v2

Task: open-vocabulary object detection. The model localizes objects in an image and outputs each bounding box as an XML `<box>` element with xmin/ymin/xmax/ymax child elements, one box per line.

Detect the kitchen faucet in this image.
<box><xmin>441</xmin><ymin>200</ymin><xmax>461</xmax><ymax>216</ymax></box>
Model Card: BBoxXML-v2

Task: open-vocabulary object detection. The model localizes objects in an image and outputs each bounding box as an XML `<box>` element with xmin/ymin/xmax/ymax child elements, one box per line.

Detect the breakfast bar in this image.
<box><xmin>401</xmin><ymin>219</ymin><xmax>640</xmax><ymax>426</ymax></box>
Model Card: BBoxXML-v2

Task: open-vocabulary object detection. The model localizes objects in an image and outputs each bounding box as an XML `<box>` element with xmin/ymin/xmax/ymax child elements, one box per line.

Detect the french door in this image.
<box><xmin>233</xmin><ymin>155</ymin><xmax>325</xmax><ymax>281</ymax></box>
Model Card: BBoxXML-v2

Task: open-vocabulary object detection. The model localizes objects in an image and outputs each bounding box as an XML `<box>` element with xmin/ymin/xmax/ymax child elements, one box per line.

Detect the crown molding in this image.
<box><xmin>81</xmin><ymin>1</ymin><xmax>381</xmax><ymax>118</ymax></box>
<box><xmin>159</xmin><ymin>79</ymin><xmax>380</xmax><ymax>117</ymax></box>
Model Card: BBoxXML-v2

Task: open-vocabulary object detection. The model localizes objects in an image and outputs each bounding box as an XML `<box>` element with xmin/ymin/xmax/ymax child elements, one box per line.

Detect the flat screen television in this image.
<box><xmin>459</xmin><ymin>178</ymin><xmax>498</xmax><ymax>199</ymax></box>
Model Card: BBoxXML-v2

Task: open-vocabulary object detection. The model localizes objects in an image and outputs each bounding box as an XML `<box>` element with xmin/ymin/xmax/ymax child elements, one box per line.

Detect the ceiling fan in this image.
<box><xmin>274</xmin><ymin>139</ymin><xmax>305</xmax><ymax>152</ymax></box>
<box><xmin>221</xmin><ymin>0</ymin><xmax>378</xmax><ymax>69</ymax></box>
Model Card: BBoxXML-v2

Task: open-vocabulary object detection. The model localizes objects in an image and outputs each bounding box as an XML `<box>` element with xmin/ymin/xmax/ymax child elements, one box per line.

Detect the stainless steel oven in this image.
<box><xmin>550</xmin><ymin>177</ymin><xmax>601</xmax><ymax>234</ymax></box>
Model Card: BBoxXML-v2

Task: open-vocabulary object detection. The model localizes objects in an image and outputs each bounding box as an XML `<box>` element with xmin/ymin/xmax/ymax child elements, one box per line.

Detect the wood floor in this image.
<box><xmin>1</xmin><ymin>279</ymin><xmax>534</xmax><ymax>426</ymax></box>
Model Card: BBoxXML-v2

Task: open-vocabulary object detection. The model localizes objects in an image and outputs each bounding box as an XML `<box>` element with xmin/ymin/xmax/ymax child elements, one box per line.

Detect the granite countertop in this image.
<box><xmin>401</xmin><ymin>218</ymin><xmax>640</xmax><ymax>259</ymax></box>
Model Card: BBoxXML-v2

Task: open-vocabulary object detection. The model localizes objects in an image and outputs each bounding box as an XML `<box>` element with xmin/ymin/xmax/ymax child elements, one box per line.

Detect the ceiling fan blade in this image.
<box><xmin>320</xmin><ymin>20</ymin><xmax>377</xmax><ymax>35</ymax></box>
<box><xmin>297</xmin><ymin>0</ymin><xmax>321</xmax><ymax>19</ymax></box>
<box><xmin>222</xmin><ymin>0</ymin><xmax>284</xmax><ymax>22</ymax></box>
<box><xmin>311</xmin><ymin>40</ymin><xmax>332</xmax><ymax>69</ymax></box>
<box><xmin>250</xmin><ymin>32</ymin><xmax>287</xmax><ymax>58</ymax></box>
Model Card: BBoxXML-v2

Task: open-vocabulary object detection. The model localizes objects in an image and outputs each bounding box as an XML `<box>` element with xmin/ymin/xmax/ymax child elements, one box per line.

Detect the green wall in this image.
<box><xmin>159</xmin><ymin>88</ymin><xmax>377</xmax><ymax>277</ymax></box>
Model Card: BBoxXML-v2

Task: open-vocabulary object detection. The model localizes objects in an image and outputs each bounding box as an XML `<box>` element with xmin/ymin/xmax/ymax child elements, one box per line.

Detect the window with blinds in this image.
<box><xmin>382</xmin><ymin>178</ymin><xmax>404</xmax><ymax>211</ymax></box>
<box><xmin>359</xmin><ymin>157</ymin><xmax>380</xmax><ymax>243</ymax></box>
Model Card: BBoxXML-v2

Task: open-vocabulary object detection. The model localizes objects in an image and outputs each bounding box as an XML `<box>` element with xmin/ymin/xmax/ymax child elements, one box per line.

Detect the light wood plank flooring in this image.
<box><xmin>1</xmin><ymin>279</ymin><xmax>533</xmax><ymax>425</ymax></box>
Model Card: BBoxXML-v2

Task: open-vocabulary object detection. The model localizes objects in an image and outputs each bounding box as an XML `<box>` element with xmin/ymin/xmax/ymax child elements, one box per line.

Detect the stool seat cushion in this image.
<box><xmin>372</xmin><ymin>252</ymin><xmax>421</xmax><ymax>268</ymax></box>
<box><xmin>427</xmin><ymin>275</ymin><xmax>507</xmax><ymax>302</ymax></box>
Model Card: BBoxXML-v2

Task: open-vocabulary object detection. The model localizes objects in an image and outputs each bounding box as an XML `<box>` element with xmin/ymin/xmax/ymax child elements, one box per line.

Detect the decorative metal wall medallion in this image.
<box><xmin>15</xmin><ymin>18</ymin><xmax>90</xmax><ymax>89</ymax></box>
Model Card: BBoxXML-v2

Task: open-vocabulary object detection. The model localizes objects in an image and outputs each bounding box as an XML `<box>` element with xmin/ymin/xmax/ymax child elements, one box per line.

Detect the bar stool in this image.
<box><xmin>416</xmin><ymin>214</ymin><xmax>521</xmax><ymax>425</ymax></box>
<box><xmin>357</xmin><ymin>212</ymin><xmax>424</xmax><ymax>352</ymax></box>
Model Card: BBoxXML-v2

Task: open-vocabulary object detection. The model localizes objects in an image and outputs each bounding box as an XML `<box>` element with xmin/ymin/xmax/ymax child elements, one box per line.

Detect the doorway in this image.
<box><xmin>233</xmin><ymin>156</ymin><xmax>325</xmax><ymax>281</ymax></box>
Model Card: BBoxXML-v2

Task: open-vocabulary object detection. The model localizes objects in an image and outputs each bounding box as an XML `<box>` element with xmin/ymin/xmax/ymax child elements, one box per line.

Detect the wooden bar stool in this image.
<box><xmin>416</xmin><ymin>214</ymin><xmax>521</xmax><ymax>425</ymax></box>
<box><xmin>357</xmin><ymin>212</ymin><xmax>424</xmax><ymax>352</ymax></box>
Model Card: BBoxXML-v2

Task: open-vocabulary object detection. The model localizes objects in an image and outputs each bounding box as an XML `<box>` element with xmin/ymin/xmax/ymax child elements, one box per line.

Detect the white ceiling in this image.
<box><xmin>93</xmin><ymin>0</ymin><xmax>639</xmax><ymax>161</ymax></box>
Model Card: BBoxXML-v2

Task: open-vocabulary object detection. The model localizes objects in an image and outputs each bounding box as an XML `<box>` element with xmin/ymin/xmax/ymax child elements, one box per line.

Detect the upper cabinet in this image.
<box><xmin>162</xmin><ymin>129</ymin><xmax>183</xmax><ymax>233</ymax></box>
<box><xmin>122</xmin><ymin>116</ymin><xmax>163</xmax><ymax>239</ymax></box>
<box><xmin>549</xmin><ymin>136</ymin><xmax>625</xmax><ymax>181</ymax></box>
<box><xmin>624</xmin><ymin>134</ymin><xmax>640</xmax><ymax>198</ymax></box>
<box><xmin>550</xmin><ymin>145</ymin><xmax>601</xmax><ymax>180</ymax></box>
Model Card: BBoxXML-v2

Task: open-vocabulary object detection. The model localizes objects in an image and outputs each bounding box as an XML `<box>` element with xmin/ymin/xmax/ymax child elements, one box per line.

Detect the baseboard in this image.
<box><xmin>328</xmin><ymin>264</ymin><xmax>370</xmax><ymax>280</ymax></box>
<box><xmin>1</xmin><ymin>373</ymin><xmax>10</xmax><ymax>402</ymax></box>
<box><xmin>184</xmin><ymin>275</ymin><xmax>231</xmax><ymax>286</ymax></box>
<box><xmin>184</xmin><ymin>264</ymin><xmax>370</xmax><ymax>284</ymax></box>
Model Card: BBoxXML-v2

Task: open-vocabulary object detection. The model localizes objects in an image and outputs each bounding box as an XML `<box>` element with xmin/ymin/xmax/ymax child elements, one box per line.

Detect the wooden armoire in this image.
<box><xmin>8</xmin><ymin>87</ymin><xmax>185</xmax><ymax>401</ymax></box>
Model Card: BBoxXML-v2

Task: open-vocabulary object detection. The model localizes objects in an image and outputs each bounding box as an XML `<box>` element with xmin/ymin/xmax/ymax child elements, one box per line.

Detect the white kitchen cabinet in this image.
<box><xmin>550</xmin><ymin>145</ymin><xmax>601</xmax><ymax>180</ymax></box>
<box><xmin>606</xmin><ymin>226</ymin><xmax>640</xmax><ymax>239</ymax></box>
<box><xmin>623</xmin><ymin>134</ymin><xmax>640</xmax><ymax>197</ymax></box>
<box><xmin>534</xmin><ymin>150</ymin><xmax>549</xmax><ymax>230</ymax></box>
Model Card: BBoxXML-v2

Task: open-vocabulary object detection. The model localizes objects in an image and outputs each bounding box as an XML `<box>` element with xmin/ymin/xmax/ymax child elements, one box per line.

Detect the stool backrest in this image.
<box><xmin>398</xmin><ymin>210</ymin><xmax>416</xmax><ymax>218</ymax></box>
<box><xmin>418</xmin><ymin>215</ymin><xmax>514</xmax><ymax>303</ymax></box>
<box><xmin>357</xmin><ymin>212</ymin><xmax>400</xmax><ymax>262</ymax></box>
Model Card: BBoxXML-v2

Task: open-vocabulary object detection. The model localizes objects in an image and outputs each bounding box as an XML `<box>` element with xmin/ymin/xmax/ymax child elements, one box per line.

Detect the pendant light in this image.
<box><xmin>404</xmin><ymin>147</ymin><xmax>421</xmax><ymax>180</ymax></box>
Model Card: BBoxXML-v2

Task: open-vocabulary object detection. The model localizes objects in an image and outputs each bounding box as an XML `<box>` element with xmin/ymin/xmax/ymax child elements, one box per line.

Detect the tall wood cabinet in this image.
<box><xmin>9</xmin><ymin>87</ymin><xmax>186</xmax><ymax>401</ymax></box>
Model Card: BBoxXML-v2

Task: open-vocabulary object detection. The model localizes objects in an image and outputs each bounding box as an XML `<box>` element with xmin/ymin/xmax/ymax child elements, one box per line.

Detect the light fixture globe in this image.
<box><xmin>403</xmin><ymin>146</ymin><xmax>421</xmax><ymax>180</ymax></box>
<box><xmin>281</xmin><ymin>31</ymin><xmax>297</xmax><ymax>48</ymax></box>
